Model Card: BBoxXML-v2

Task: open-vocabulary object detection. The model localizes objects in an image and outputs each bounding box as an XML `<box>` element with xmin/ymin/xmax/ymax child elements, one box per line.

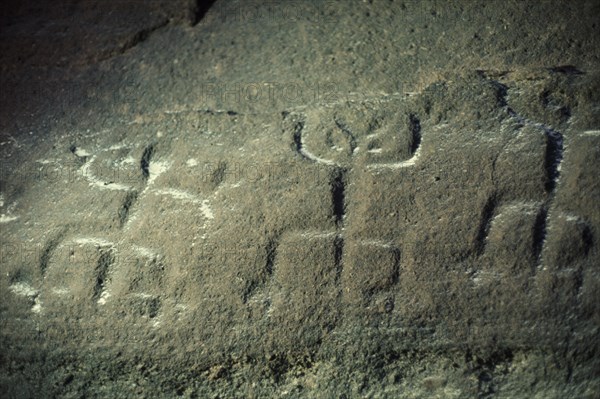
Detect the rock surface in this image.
<box><xmin>1</xmin><ymin>1</ymin><xmax>599</xmax><ymax>397</ymax></box>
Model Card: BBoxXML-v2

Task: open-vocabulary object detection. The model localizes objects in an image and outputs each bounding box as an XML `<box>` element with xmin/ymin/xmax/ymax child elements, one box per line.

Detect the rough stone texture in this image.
<box><xmin>1</xmin><ymin>1</ymin><xmax>599</xmax><ymax>398</ymax></box>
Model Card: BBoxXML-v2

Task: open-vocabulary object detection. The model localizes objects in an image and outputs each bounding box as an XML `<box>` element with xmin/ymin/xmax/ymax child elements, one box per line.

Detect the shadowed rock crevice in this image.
<box><xmin>474</xmin><ymin>193</ymin><xmax>498</xmax><ymax>256</ymax></box>
<box><xmin>390</xmin><ymin>248</ymin><xmax>401</xmax><ymax>286</ymax></box>
<box><xmin>334</xmin><ymin>235</ymin><xmax>344</xmax><ymax>283</ymax></box>
<box><xmin>189</xmin><ymin>0</ymin><xmax>219</xmax><ymax>26</ymax></box>
<box><xmin>117</xmin><ymin>20</ymin><xmax>170</xmax><ymax>55</ymax></box>
<box><xmin>581</xmin><ymin>224</ymin><xmax>594</xmax><ymax>256</ymax></box>
<box><xmin>465</xmin><ymin>348</ymin><xmax>514</xmax><ymax>398</ymax></box>
<box><xmin>210</xmin><ymin>161</ymin><xmax>227</xmax><ymax>186</ymax></box>
<box><xmin>334</xmin><ymin>118</ymin><xmax>357</xmax><ymax>155</ymax></box>
<box><xmin>118</xmin><ymin>191</ymin><xmax>138</xmax><ymax>228</ymax></box>
<box><xmin>39</xmin><ymin>228</ymin><xmax>67</xmax><ymax>276</ymax></box>
<box><xmin>140</xmin><ymin>143</ymin><xmax>155</xmax><ymax>180</ymax></box>
<box><xmin>408</xmin><ymin>114</ymin><xmax>421</xmax><ymax>154</ymax></box>
<box><xmin>291</xmin><ymin>119</ymin><xmax>305</xmax><ymax>156</ymax></box>
<box><xmin>543</xmin><ymin>128</ymin><xmax>564</xmax><ymax>193</ymax></box>
<box><xmin>92</xmin><ymin>250</ymin><xmax>114</xmax><ymax>302</ymax></box>
<box><xmin>330</xmin><ymin>168</ymin><xmax>346</xmax><ymax>227</ymax></box>
<box><xmin>492</xmin><ymin>80</ymin><xmax>509</xmax><ymax>108</ymax></box>
<box><xmin>242</xmin><ymin>280</ymin><xmax>259</xmax><ymax>304</ymax></box>
<box><xmin>532</xmin><ymin>206</ymin><xmax>548</xmax><ymax>262</ymax></box>
<box><xmin>265</xmin><ymin>236</ymin><xmax>279</xmax><ymax>277</ymax></box>
<box><xmin>547</xmin><ymin>65</ymin><xmax>585</xmax><ymax>75</ymax></box>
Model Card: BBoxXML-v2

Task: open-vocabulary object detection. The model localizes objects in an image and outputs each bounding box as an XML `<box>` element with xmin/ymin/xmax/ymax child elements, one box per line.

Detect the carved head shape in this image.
<box><xmin>298</xmin><ymin>101</ymin><xmax>421</xmax><ymax>168</ymax></box>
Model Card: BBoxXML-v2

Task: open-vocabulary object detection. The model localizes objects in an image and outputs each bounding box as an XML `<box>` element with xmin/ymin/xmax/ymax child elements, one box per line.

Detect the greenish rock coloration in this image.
<box><xmin>1</xmin><ymin>0</ymin><xmax>599</xmax><ymax>397</ymax></box>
